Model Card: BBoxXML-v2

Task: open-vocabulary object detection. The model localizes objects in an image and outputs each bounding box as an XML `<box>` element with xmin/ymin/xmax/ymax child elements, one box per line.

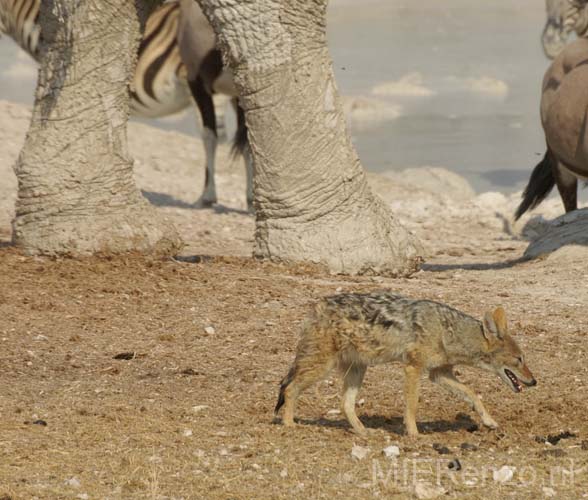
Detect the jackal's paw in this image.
<box><xmin>405</xmin><ymin>427</ymin><xmax>420</xmax><ymax>438</ymax></box>
<box><xmin>351</xmin><ymin>427</ymin><xmax>375</xmax><ymax>438</ymax></box>
<box><xmin>281</xmin><ymin>417</ymin><xmax>296</xmax><ymax>428</ymax></box>
<box><xmin>481</xmin><ymin>416</ymin><xmax>499</xmax><ymax>429</ymax></box>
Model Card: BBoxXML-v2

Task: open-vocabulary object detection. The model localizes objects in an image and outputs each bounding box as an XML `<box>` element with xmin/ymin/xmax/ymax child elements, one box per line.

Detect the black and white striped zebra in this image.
<box><xmin>543</xmin><ymin>0</ymin><xmax>588</xmax><ymax>58</ymax></box>
<box><xmin>0</xmin><ymin>0</ymin><xmax>252</xmax><ymax>209</ymax></box>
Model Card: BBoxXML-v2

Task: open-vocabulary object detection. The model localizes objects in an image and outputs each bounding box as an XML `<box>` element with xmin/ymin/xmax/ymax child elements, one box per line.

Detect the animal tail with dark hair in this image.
<box><xmin>274</xmin><ymin>366</ymin><xmax>296</xmax><ymax>415</ymax></box>
<box><xmin>231</xmin><ymin>103</ymin><xmax>248</xmax><ymax>159</ymax></box>
<box><xmin>515</xmin><ymin>149</ymin><xmax>556</xmax><ymax>220</ymax></box>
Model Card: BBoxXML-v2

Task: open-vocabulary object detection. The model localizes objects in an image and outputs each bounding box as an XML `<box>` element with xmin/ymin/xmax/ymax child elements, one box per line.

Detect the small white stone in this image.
<box><xmin>204</xmin><ymin>326</ymin><xmax>215</xmax><ymax>335</ymax></box>
<box><xmin>543</xmin><ymin>487</ymin><xmax>556</xmax><ymax>498</ymax></box>
<box><xmin>252</xmin><ymin>463</ymin><xmax>261</xmax><ymax>470</ymax></box>
<box><xmin>183</xmin><ymin>429</ymin><xmax>193</xmax><ymax>437</ymax></box>
<box><xmin>192</xmin><ymin>405</ymin><xmax>209</xmax><ymax>413</ymax></box>
<box><xmin>327</xmin><ymin>409</ymin><xmax>341</xmax><ymax>416</ymax></box>
<box><xmin>34</xmin><ymin>334</ymin><xmax>48</xmax><ymax>341</ymax></box>
<box><xmin>219</xmin><ymin>447</ymin><xmax>229</xmax><ymax>456</ymax></box>
<box><xmin>493</xmin><ymin>465</ymin><xmax>515</xmax><ymax>483</ymax></box>
<box><xmin>65</xmin><ymin>477</ymin><xmax>81</xmax><ymax>488</ymax></box>
<box><xmin>382</xmin><ymin>445</ymin><xmax>400</xmax><ymax>458</ymax></box>
<box><xmin>414</xmin><ymin>482</ymin><xmax>446</xmax><ymax>499</ymax></box>
<box><xmin>351</xmin><ymin>444</ymin><xmax>370</xmax><ymax>461</ymax></box>
<box><xmin>77</xmin><ymin>494</ymin><xmax>89</xmax><ymax>500</ymax></box>
<box><xmin>280</xmin><ymin>469</ymin><xmax>288</xmax><ymax>478</ymax></box>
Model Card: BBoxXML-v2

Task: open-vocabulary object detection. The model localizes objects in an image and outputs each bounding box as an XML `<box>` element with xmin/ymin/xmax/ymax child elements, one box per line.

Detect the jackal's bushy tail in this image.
<box><xmin>515</xmin><ymin>149</ymin><xmax>556</xmax><ymax>220</ymax></box>
<box><xmin>274</xmin><ymin>365</ymin><xmax>296</xmax><ymax>415</ymax></box>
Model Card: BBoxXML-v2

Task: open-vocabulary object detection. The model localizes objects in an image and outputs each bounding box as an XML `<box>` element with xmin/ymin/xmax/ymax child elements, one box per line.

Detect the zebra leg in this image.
<box><xmin>232</xmin><ymin>99</ymin><xmax>254</xmax><ymax>211</ymax></box>
<box><xmin>189</xmin><ymin>77</ymin><xmax>218</xmax><ymax>207</ymax></box>
<box><xmin>553</xmin><ymin>161</ymin><xmax>578</xmax><ymax>213</ymax></box>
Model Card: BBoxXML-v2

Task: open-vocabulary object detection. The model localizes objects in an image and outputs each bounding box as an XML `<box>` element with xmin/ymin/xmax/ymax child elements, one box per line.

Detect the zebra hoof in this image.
<box><xmin>195</xmin><ymin>196</ymin><xmax>217</xmax><ymax>208</ymax></box>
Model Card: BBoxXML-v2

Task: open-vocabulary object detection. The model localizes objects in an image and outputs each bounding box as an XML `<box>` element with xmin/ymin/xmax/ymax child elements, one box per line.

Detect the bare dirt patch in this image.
<box><xmin>1</xmin><ymin>101</ymin><xmax>587</xmax><ymax>499</ymax></box>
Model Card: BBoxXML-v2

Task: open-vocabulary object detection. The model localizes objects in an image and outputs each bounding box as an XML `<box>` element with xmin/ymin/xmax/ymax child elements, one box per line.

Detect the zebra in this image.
<box><xmin>543</xmin><ymin>0</ymin><xmax>588</xmax><ymax>59</ymax></box>
<box><xmin>0</xmin><ymin>0</ymin><xmax>252</xmax><ymax>209</ymax></box>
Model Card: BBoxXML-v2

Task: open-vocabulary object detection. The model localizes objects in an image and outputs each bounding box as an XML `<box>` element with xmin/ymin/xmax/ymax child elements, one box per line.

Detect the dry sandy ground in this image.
<box><xmin>1</xmin><ymin>100</ymin><xmax>588</xmax><ymax>499</ymax></box>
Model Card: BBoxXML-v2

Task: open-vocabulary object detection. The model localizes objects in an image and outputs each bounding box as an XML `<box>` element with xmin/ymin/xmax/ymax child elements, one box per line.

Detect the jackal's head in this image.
<box><xmin>478</xmin><ymin>307</ymin><xmax>537</xmax><ymax>393</ymax></box>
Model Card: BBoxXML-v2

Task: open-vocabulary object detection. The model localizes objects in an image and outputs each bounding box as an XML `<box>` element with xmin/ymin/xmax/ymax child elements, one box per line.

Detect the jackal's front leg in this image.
<box><xmin>404</xmin><ymin>364</ymin><xmax>423</xmax><ymax>437</ymax></box>
<box><xmin>429</xmin><ymin>366</ymin><xmax>498</xmax><ymax>429</ymax></box>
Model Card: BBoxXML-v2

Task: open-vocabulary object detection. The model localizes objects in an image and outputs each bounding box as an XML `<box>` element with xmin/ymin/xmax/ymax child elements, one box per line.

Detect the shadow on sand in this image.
<box><xmin>276</xmin><ymin>413</ymin><xmax>479</xmax><ymax>436</ymax></box>
<box><xmin>421</xmin><ymin>257</ymin><xmax>529</xmax><ymax>273</ymax></box>
<box><xmin>141</xmin><ymin>190</ymin><xmax>250</xmax><ymax>215</ymax></box>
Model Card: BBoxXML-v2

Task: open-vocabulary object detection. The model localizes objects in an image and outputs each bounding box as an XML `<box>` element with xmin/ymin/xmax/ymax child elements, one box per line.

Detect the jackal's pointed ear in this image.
<box><xmin>492</xmin><ymin>306</ymin><xmax>507</xmax><ymax>335</ymax></box>
<box><xmin>482</xmin><ymin>311</ymin><xmax>502</xmax><ymax>342</ymax></box>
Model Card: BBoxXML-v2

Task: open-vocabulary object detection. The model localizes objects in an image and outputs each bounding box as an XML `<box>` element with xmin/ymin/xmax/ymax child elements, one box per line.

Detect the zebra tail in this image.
<box><xmin>515</xmin><ymin>149</ymin><xmax>556</xmax><ymax>220</ymax></box>
<box><xmin>230</xmin><ymin>104</ymin><xmax>248</xmax><ymax>159</ymax></box>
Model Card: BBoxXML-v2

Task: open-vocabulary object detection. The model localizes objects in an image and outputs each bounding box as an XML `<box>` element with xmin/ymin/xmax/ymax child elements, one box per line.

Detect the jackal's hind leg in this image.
<box><xmin>404</xmin><ymin>364</ymin><xmax>423</xmax><ymax>437</ymax></box>
<box><xmin>429</xmin><ymin>366</ymin><xmax>498</xmax><ymax>429</ymax></box>
<box><xmin>340</xmin><ymin>362</ymin><xmax>367</xmax><ymax>435</ymax></box>
<box><xmin>281</xmin><ymin>357</ymin><xmax>336</xmax><ymax>427</ymax></box>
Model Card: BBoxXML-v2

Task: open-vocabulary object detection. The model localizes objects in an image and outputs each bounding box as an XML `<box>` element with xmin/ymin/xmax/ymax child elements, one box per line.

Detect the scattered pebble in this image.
<box><xmin>414</xmin><ymin>481</ymin><xmax>446</xmax><ymax>499</ymax></box>
<box><xmin>280</xmin><ymin>469</ymin><xmax>288</xmax><ymax>478</ymax></box>
<box><xmin>327</xmin><ymin>409</ymin><xmax>341</xmax><ymax>416</ymax></box>
<box><xmin>542</xmin><ymin>487</ymin><xmax>556</xmax><ymax>498</ymax></box>
<box><xmin>183</xmin><ymin>429</ymin><xmax>193</xmax><ymax>437</ymax></box>
<box><xmin>540</xmin><ymin>448</ymin><xmax>566</xmax><ymax>458</ymax></box>
<box><xmin>535</xmin><ymin>431</ymin><xmax>577</xmax><ymax>445</ymax></box>
<box><xmin>219</xmin><ymin>447</ymin><xmax>229</xmax><ymax>456</ymax></box>
<box><xmin>432</xmin><ymin>443</ymin><xmax>450</xmax><ymax>455</ymax></box>
<box><xmin>351</xmin><ymin>444</ymin><xmax>370</xmax><ymax>461</ymax></box>
<box><xmin>204</xmin><ymin>326</ymin><xmax>215</xmax><ymax>335</ymax></box>
<box><xmin>77</xmin><ymin>494</ymin><xmax>89</xmax><ymax>500</ymax></box>
<box><xmin>493</xmin><ymin>465</ymin><xmax>514</xmax><ymax>483</ymax></box>
<box><xmin>192</xmin><ymin>405</ymin><xmax>209</xmax><ymax>413</ymax></box>
<box><xmin>34</xmin><ymin>334</ymin><xmax>48</xmax><ymax>341</ymax></box>
<box><xmin>448</xmin><ymin>459</ymin><xmax>462</xmax><ymax>471</ymax></box>
<box><xmin>382</xmin><ymin>445</ymin><xmax>400</xmax><ymax>458</ymax></box>
<box><xmin>181</xmin><ymin>368</ymin><xmax>199</xmax><ymax>376</ymax></box>
<box><xmin>65</xmin><ymin>477</ymin><xmax>81</xmax><ymax>489</ymax></box>
<box><xmin>113</xmin><ymin>352</ymin><xmax>135</xmax><ymax>360</ymax></box>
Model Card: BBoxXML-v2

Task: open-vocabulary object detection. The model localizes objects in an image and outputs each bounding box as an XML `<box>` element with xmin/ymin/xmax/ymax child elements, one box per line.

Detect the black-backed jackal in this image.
<box><xmin>275</xmin><ymin>292</ymin><xmax>536</xmax><ymax>437</ymax></box>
